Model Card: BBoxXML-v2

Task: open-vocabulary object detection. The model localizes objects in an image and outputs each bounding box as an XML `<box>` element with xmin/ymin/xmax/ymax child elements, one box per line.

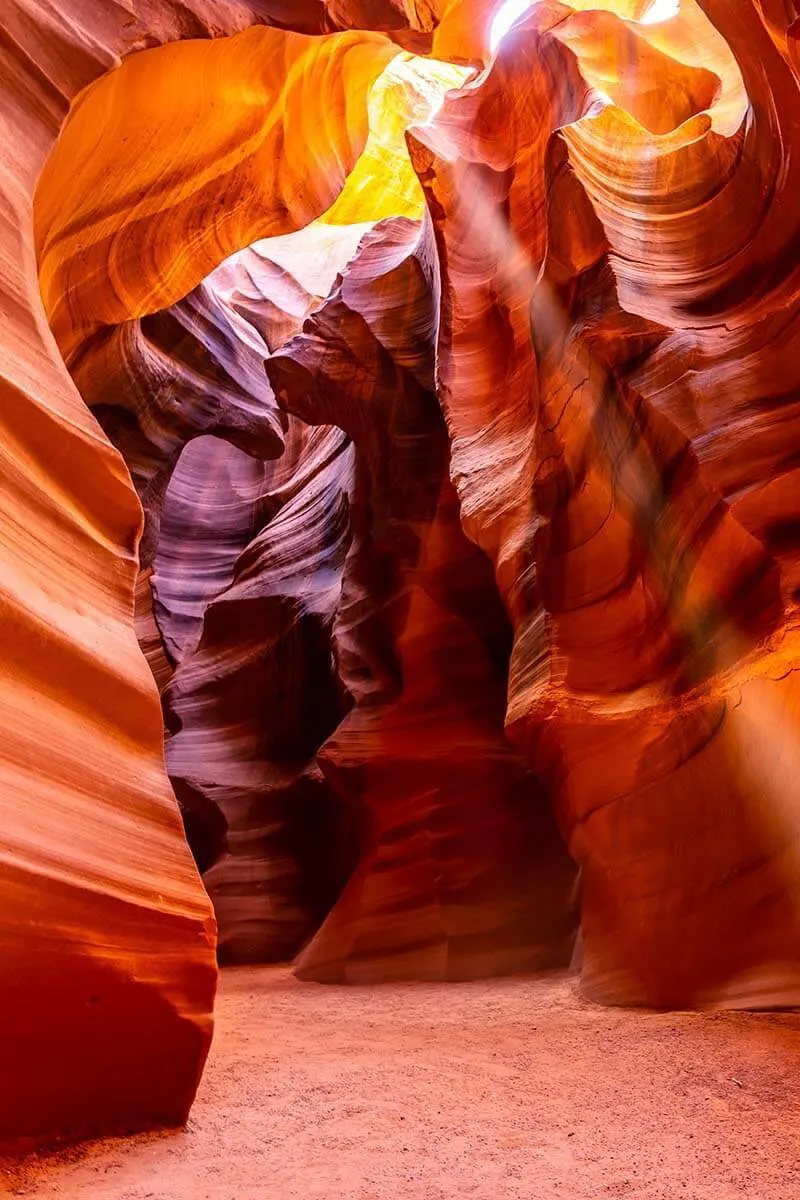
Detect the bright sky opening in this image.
<box><xmin>489</xmin><ymin>0</ymin><xmax>533</xmax><ymax>51</ymax></box>
<box><xmin>640</xmin><ymin>0</ymin><xmax>680</xmax><ymax>24</ymax></box>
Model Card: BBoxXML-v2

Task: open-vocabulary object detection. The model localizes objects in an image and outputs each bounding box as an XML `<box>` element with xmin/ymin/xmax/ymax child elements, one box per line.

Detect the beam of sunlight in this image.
<box><xmin>490</xmin><ymin>0</ymin><xmax>535</xmax><ymax>51</ymax></box>
<box><xmin>640</xmin><ymin>0</ymin><xmax>680</xmax><ymax>24</ymax></box>
<box><xmin>587</xmin><ymin>88</ymin><xmax>615</xmax><ymax>117</ymax></box>
<box><xmin>449</xmin><ymin>164</ymin><xmax>800</xmax><ymax>1006</ymax></box>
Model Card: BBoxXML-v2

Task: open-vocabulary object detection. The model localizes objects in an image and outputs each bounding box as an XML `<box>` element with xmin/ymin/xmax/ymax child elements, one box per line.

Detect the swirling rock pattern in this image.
<box><xmin>410</xmin><ymin>2</ymin><xmax>800</xmax><ymax>1007</ymax></box>
<box><xmin>267</xmin><ymin>217</ymin><xmax>577</xmax><ymax>980</ymax></box>
<box><xmin>94</xmin><ymin>228</ymin><xmax>369</xmax><ymax>963</ymax></box>
<box><xmin>166</xmin><ymin>420</ymin><xmax>357</xmax><ymax>963</ymax></box>
<box><xmin>6</xmin><ymin>0</ymin><xmax>800</xmax><ymax>1153</ymax></box>
<box><xmin>0</xmin><ymin>0</ymin><xmax>280</xmax><ymax>1156</ymax></box>
<box><xmin>0</xmin><ymin>0</ymin><xmax>447</xmax><ymax>1153</ymax></box>
<box><xmin>34</xmin><ymin>25</ymin><xmax>399</xmax><ymax>364</ymax></box>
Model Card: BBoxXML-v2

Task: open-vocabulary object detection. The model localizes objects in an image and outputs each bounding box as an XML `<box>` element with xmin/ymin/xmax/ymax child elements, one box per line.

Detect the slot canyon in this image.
<box><xmin>2</xmin><ymin>0</ymin><xmax>800</xmax><ymax>1195</ymax></box>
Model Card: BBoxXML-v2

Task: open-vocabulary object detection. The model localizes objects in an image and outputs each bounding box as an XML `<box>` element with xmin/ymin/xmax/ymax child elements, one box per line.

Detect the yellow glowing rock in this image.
<box><xmin>322</xmin><ymin>53</ymin><xmax>472</xmax><ymax>225</ymax></box>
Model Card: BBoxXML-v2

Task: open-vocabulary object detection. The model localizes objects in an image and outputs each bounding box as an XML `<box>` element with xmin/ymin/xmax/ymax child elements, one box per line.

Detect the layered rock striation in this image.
<box><xmin>4</xmin><ymin>0</ymin><xmax>800</xmax><ymax>1153</ymax></box>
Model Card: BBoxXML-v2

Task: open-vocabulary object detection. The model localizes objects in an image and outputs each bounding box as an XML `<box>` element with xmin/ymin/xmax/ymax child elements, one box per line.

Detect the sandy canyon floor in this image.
<box><xmin>5</xmin><ymin>966</ymin><xmax>800</xmax><ymax>1199</ymax></box>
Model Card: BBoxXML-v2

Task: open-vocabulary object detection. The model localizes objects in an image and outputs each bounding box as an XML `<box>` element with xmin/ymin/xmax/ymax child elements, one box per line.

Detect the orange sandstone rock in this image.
<box><xmin>412</xmin><ymin>3</ymin><xmax>800</xmax><ymax>1007</ymax></box>
<box><xmin>34</xmin><ymin>26</ymin><xmax>399</xmax><ymax>363</ymax></box>
<box><xmin>0</xmin><ymin>0</ymin><xmax>412</xmax><ymax>1154</ymax></box>
<box><xmin>0</xmin><ymin>0</ymin><xmax>275</xmax><ymax>1155</ymax></box>
<box><xmin>7</xmin><ymin>2</ymin><xmax>800</xmax><ymax>1165</ymax></box>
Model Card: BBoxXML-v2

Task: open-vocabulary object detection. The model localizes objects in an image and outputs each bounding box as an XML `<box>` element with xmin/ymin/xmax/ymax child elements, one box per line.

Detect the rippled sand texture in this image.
<box><xmin>8</xmin><ymin>967</ymin><xmax>800</xmax><ymax>1200</ymax></box>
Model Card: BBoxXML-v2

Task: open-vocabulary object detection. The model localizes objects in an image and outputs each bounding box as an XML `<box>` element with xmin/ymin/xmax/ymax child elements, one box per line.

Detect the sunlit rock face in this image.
<box><xmin>0</xmin><ymin>0</ymin><xmax>417</xmax><ymax>1157</ymax></box>
<box><xmin>4</xmin><ymin>0</ymin><xmax>800</xmax><ymax>1151</ymax></box>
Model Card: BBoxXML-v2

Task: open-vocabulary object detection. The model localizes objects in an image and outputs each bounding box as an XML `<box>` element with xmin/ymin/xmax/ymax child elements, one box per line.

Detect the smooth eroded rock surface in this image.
<box><xmin>6</xmin><ymin>0</ymin><xmax>800</xmax><ymax>1158</ymax></box>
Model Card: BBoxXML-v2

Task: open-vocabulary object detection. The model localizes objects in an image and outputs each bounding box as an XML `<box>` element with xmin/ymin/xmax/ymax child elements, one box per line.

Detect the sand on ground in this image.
<box><xmin>4</xmin><ymin>966</ymin><xmax>800</xmax><ymax>1200</ymax></box>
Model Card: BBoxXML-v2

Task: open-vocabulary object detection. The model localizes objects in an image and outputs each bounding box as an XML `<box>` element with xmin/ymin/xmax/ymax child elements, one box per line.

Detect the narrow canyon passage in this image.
<box><xmin>7</xmin><ymin>968</ymin><xmax>800</xmax><ymax>1200</ymax></box>
<box><xmin>7</xmin><ymin>0</ymin><xmax>800</xmax><ymax>1186</ymax></box>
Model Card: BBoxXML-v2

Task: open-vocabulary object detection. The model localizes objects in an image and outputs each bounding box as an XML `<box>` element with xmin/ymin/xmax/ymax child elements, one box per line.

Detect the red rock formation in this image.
<box><xmin>267</xmin><ymin>217</ymin><xmax>577</xmax><ymax>980</ymax></box>
<box><xmin>409</xmin><ymin>2</ymin><xmax>800</xmax><ymax>1007</ymax></box>
<box><xmin>0</xmin><ymin>0</ymin><xmax>429</xmax><ymax>1153</ymax></box>
<box><xmin>0</xmin><ymin>0</ymin><xmax>267</xmax><ymax>1156</ymax></box>
<box><xmin>6</xmin><ymin>0</ymin><xmax>800</xmax><ymax>1154</ymax></box>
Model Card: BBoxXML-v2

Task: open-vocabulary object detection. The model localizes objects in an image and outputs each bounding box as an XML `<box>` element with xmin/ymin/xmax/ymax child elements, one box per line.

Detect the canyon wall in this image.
<box><xmin>0</xmin><ymin>0</ymin><xmax>402</xmax><ymax>1153</ymax></box>
<box><xmin>4</xmin><ymin>0</ymin><xmax>800</xmax><ymax>1152</ymax></box>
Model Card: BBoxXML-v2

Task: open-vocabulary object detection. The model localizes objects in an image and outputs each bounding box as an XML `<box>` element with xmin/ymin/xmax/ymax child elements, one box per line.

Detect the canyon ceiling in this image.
<box><xmin>3</xmin><ymin>0</ymin><xmax>800</xmax><ymax>1153</ymax></box>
